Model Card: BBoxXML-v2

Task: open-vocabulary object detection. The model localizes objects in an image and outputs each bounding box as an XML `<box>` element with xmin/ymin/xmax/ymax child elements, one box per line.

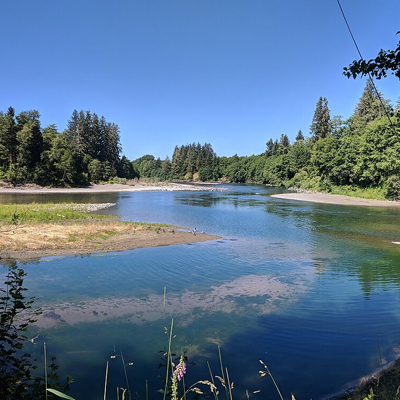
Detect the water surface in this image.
<box><xmin>2</xmin><ymin>184</ymin><xmax>400</xmax><ymax>400</ymax></box>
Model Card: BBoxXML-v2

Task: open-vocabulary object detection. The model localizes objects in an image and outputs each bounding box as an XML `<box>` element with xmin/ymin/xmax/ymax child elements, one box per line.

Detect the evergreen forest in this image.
<box><xmin>1</xmin><ymin>78</ymin><xmax>399</xmax><ymax>199</ymax></box>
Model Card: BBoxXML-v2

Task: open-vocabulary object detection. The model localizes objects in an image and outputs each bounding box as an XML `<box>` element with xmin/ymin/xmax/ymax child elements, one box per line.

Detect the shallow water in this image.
<box><xmin>2</xmin><ymin>184</ymin><xmax>400</xmax><ymax>400</ymax></box>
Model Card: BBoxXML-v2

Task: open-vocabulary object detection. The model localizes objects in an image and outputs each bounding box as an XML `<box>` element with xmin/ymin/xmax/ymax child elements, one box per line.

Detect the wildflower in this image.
<box><xmin>174</xmin><ymin>356</ymin><xmax>186</xmax><ymax>381</ymax></box>
<box><xmin>171</xmin><ymin>356</ymin><xmax>187</xmax><ymax>400</ymax></box>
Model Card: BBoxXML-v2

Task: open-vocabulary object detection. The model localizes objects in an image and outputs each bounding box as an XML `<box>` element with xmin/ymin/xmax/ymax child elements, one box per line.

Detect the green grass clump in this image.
<box><xmin>0</xmin><ymin>203</ymin><xmax>113</xmax><ymax>224</ymax></box>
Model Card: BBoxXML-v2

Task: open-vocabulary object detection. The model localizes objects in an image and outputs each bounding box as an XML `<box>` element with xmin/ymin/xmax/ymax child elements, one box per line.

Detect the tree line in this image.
<box><xmin>0</xmin><ymin>108</ymin><xmax>124</xmax><ymax>186</ymax></box>
<box><xmin>133</xmin><ymin>79</ymin><xmax>400</xmax><ymax>198</ymax></box>
<box><xmin>1</xmin><ymin>78</ymin><xmax>399</xmax><ymax>198</ymax></box>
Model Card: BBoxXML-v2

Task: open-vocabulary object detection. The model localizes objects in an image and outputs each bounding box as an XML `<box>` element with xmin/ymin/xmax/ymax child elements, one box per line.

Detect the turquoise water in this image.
<box><xmin>2</xmin><ymin>184</ymin><xmax>400</xmax><ymax>400</ymax></box>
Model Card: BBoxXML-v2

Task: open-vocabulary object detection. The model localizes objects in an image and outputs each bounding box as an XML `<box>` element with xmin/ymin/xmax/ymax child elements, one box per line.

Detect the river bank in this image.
<box><xmin>0</xmin><ymin>222</ymin><xmax>219</xmax><ymax>263</ymax></box>
<box><xmin>0</xmin><ymin>181</ymin><xmax>223</xmax><ymax>194</ymax></box>
<box><xmin>0</xmin><ymin>201</ymin><xmax>219</xmax><ymax>263</ymax></box>
<box><xmin>271</xmin><ymin>191</ymin><xmax>400</xmax><ymax>207</ymax></box>
<box><xmin>326</xmin><ymin>355</ymin><xmax>400</xmax><ymax>400</ymax></box>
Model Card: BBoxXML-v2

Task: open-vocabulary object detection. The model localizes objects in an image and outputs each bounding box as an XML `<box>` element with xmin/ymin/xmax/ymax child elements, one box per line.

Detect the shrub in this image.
<box><xmin>384</xmin><ymin>175</ymin><xmax>400</xmax><ymax>200</ymax></box>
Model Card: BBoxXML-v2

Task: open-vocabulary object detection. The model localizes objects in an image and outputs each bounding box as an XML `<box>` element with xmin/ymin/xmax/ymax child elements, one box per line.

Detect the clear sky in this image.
<box><xmin>1</xmin><ymin>0</ymin><xmax>399</xmax><ymax>160</ymax></box>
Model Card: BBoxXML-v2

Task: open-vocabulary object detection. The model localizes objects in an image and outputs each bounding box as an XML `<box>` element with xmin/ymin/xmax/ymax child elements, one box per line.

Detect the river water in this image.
<box><xmin>1</xmin><ymin>184</ymin><xmax>400</xmax><ymax>400</ymax></box>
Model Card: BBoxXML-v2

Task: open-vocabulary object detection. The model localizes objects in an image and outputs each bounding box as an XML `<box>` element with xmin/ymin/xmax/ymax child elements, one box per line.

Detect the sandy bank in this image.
<box><xmin>271</xmin><ymin>192</ymin><xmax>400</xmax><ymax>207</ymax></box>
<box><xmin>0</xmin><ymin>181</ymin><xmax>223</xmax><ymax>194</ymax></box>
<box><xmin>1</xmin><ymin>224</ymin><xmax>220</xmax><ymax>263</ymax></box>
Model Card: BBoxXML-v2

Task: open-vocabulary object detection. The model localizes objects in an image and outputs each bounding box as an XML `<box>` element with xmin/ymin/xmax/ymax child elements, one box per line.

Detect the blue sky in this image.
<box><xmin>1</xmin><ymin>0</ymin><xmax>399</xmax><ymax>160</ymax></box>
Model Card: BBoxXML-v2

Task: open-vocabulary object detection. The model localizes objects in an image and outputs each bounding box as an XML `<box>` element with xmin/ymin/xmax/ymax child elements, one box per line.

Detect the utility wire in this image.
<box><xmin>336</xmin><ymin>0</ymin><xmax>364</xmax><ymax>60</ymax></box>
<box><xmin>336</xmin><ymin>0</ymin><xmax>399</xmax><ymax>140</ymax></box>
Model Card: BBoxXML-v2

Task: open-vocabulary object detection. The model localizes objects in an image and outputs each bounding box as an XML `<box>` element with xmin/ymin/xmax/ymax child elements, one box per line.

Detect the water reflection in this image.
<box><xmin>263</xmin><ymin>197</ymin><xmax>400</xmax><ymax>296</ymax></box>
<box><xmin>2</xmin><ymin>185</ymin><xmax>400</xmax><ymax>400</ymax></box>
<box><xmin>34</xmin><ymin>272</ymin><xmax>311</xmax><ymax>330</ymax></box>
<box><xmin>4</xmin><ymin>192</ymin><xmax>120</xmax><ymax>204</ymax></box>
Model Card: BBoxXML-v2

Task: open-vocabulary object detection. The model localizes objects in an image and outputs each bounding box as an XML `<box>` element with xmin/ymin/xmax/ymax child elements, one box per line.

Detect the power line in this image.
<box><xmin>336</xmin><ymin>0</ymin><xmax>364</xmax><ymax>60</ymax></box>
<box><xmin>336</xmin><ymin>0</ymin><xmax>398</xmax><ymax>140</ymax></box>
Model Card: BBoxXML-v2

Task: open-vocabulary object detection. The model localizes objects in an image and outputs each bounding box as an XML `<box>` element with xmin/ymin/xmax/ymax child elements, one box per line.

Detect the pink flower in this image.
<box><xmin>174</xmin><ymin>359</ymin><xmax>186</xmax><ymax>381</ymax></box>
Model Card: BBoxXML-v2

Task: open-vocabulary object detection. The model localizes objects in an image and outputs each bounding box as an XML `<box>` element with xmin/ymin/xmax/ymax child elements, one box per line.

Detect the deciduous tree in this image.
<box><xmin>344</xmin><ymin>32</ymin><xmax>400</xmax><ymax>80</ymax></box>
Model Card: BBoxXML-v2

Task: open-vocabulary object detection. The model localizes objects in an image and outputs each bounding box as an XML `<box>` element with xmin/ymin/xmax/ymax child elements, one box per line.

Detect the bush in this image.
<box><xmin>384</xmin><ymin>175</ymin><xmax>400</xmax><ymax>200</ymax></box>
<box><xmin>109</xmin><ymin>176</ymin><xmax>127</xmax><ymax>185</ymax></box>
<box><xmin>288</xmin><ymin>170</ymin><xmax>308</xmax><ymax>188</ymax></box>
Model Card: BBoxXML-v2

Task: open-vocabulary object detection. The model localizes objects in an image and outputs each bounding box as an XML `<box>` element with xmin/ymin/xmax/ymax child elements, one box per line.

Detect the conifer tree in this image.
<box><xmin>15</xmin><ymin>111</ymin><xmax>43</xmax><ymax>169</ymax></box>
<box><xmin>16</xmin><ymin>119</ymin><xmax>44</xmax><ymax>169</ymax></box>
<box><xmin>161</xmin><ymin>155</ymin><xmax>172</xmax><ymax>179</ymax></box>
<box><xmin>0</xmin><ymin>107</ymin><xmax>18</xmax><ymax>166</ymax></box>
<box><xmin>280</xmin><ymin>133</ymin><xmax>290</xmax><ymax>148</ymax></box>
<box><xmin>395</xmin><ymin>97</ymin><xmax>400</xmax><ymax>117</ymax></box>
<box><xmin>171</xmin><ymin>145</ymin><xmax>182</xmax><ymax>177</ymax></box>
<box><xmin>352</xmin><ymin>77</ymin><xmax>391</xmax><ymax>128</ymax></box>
<box><xmin>310</xmin><ymin>97</ymin><xmax>331</xmax><ymax>142</ymax></box>
<box><xmin>295</xmin><ymin>129</ymin><xmax>304</xmax><ymax>142</ymax></box>
<box><xmin>66</xmin><ymin>110</ymin><xmax>79</xmax><ymax>142</ymax></box>
<box><xmin>265</xmin><ymin>138</ymin><xmax>278</xmax><ymax>156</ymax></box>
<box><xmin>91</xmin><ymin>113</ymin><xmax>101</xmax><ymax>159</ymax></box>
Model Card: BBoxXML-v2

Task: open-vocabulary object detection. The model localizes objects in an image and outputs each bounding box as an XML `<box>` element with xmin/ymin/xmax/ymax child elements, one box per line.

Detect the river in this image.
<box><xmin>1</xmin><ymin>184</ymin><xmax>400</xmax><ymax>400</ymax></box>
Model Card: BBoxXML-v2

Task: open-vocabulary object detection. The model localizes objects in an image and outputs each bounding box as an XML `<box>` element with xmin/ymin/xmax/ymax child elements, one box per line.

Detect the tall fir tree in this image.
<box><xmin>16</xmin><ymin>119</ymin><xmax>43</xmax><ymax>170</ymax></box>
<box><xmin>295</xmin><ymin>129</ymin><xmax>304</xmax><ymax>142</ymax></box>
<box><xmin>171</xmin><ymin>145</ymin><xmax>182</xmax><ymax>177</ymax></box>
<box><xmin>66</xmin><ymin>109</ymin><xmax>80</xmax><ymax>148</ymax></box>
<box><xmin>0</xmin><ymin>107</ymin><xmax>18</xmax><ymax>167</ymax></box>
<box><xmin>352</xmin><ymin>77</ymin><xmax>392</xmax><ymax>128</ymax></box>
<box><xmin>310</xmin><ymin>97</ymin><xmax>331</xmax><ymax>142</ymax></box>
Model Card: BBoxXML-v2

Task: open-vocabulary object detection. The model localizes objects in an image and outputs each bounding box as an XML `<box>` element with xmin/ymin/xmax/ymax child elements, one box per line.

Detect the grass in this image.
<box><xmin>291</xmin><ymin>182</ymin><xmax>389</xmax><ymax>201</ymax></box>
<box><xmin>329</xmin><ymin>185</ymin><xmax>387</xmax><ymax>201</ymax></box>
<box><xmin>0</xmin><ymin>203</ymin><xmax>113</xmax><ymax>223</ymax></box>
<box><xmin>290</xmin><ymin>175</ymin><xmax>390</xmax><ymax>201</ymax></box>
<box><xmin>0</xmin><ymin>202</ymin><xmax>178</xmax><ymax>256</ymax></box>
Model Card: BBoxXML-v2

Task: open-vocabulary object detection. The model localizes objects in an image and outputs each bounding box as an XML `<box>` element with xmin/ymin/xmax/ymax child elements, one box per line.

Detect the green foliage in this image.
<box><xmin>0</xmin><ymin>263</ymin><xmax>74</xmax><ymax>399</ymax></box>
<box><xmin>310</xmin><ymin>97</ymin><xmax>332</xmax><ymax>142</ymax></box>
<box><xmin>87</xmin><ymin>158</ymin><xmax>102</xmax><ymax>183</ymax></box>
<box><xmin>1</xmin><ymin>77</ymin><xmax>398</xmax><ymax>198</ymax></box>
<box><xmin>384</xmin><ymin>175</ymin><xmax>400</xmax><ymax>200</ymax></box>
<box><xmin>288</xmin><ymin>170</ymin><xmax>309</xmax><ymax>188</ymax></box>
<box><xmin>109</xmin><ymin>176</ymin><xmax>127</xmax><ymax>185</ymax></box>
<box><xmin>134</xmin><ymin>143</ymin><xmax>220</xmax><ymax>182</ymax></box>
<box><xmin>0</xmin><ymin>107</ymin><xmax>18</xmax><ymax>168</ymax></box>
<box><xmin>46</xmin><ymin>388</ymin><xmax>75</xmax><ymax>400</ymax></box>
<box><xmin>351</xmin><ymin>78</ymin><xmax>392</xmax><ymax>129</ymax></box>
<box><xmin>329</xmin><ymin>185</ymin><xmax>386</xmax><ymax>200</ymax></box>
<box><xmin>117</xmin><ymin>155</ymin><xmax>136</xmax><ymax>179</ymax></box>
<box><xmin>287</xmin><ymin>141</ymin><xmax>311</xmax><ymax>178</ymax></box>
<box><xmin>0</xmin><ymin>262</ymin><xmax>40</xmax><ymax>399</ymax></box>
<box><xmin>0</xmin><ymin>203</ymin><xmax>114</xmax><ymax>223</ymax></box>
<box><xmin>0</xmin><ymin>107</ymin><xmax>123</xmax><ymax>187</ymax></box>
<box><xmin>344</xmin><ymin>32</ymin><xmax>400</xmax><ymax>80</ymax></box>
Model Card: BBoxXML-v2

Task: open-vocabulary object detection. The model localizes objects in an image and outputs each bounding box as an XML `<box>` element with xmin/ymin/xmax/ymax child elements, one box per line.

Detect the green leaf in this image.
<box><xmin>46</xmin><ymin>388</ymin><xmax>76</xmax><ymax>400</ymax></box>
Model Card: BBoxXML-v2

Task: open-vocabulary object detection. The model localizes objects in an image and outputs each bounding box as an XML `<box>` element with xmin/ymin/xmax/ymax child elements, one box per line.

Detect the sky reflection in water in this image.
<box><xmin>3</xmin><ymin>184</ymin><xmax>400</xmax><ymax>400</ymax></box>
